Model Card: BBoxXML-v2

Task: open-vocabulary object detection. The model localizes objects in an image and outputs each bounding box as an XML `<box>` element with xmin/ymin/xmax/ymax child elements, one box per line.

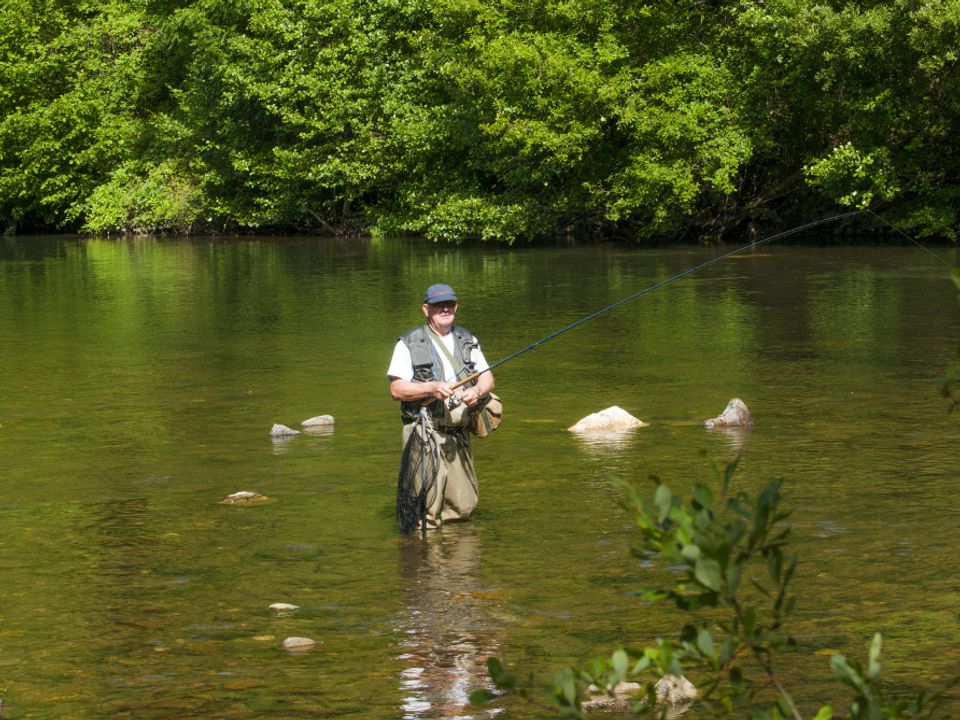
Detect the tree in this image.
<box><xmin>0</xmin><ymin>0</ymin><xmax>146</xmax><ymax>233</ymax></box>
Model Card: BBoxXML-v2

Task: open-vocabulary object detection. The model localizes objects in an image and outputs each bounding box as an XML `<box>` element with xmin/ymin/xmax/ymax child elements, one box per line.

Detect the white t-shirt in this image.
<box><xmin>387</xmin><ymin>330</ymin><xmax>490</xmax><ymax>383</ymax></box>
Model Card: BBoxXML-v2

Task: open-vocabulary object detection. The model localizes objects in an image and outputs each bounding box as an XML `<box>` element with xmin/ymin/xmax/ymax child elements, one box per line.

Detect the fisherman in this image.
<box><xmin>387</xmin><ymin>283</ymin><xmax>495</xmax><ymax>529</ymax></box>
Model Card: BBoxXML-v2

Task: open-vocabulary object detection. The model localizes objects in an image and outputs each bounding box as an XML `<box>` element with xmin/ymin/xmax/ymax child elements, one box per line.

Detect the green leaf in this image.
<box><xmin>868</xmin><ymin>633</ymin><xmax>882</xmax><ymax>680</ymax></box>
<box><xmin>694</xmin><ymin>558</ymin><xmax>724</xmax><ymax>592</ymax></box>
<box><xmin>831</xmin><ymin>654</ymin><xmax>867</xmax><ymax>692</ymax></box>
<box><xmin>487</xmin><ymin>657</ymin><xmax>517</xmax><ymax>690</ymax></box>
<box><xmin>692</xmin><ymin>483</ymin><xmax>715</xmax><ymax>511</ymax></box>
<box><xmin>612</xmin><ymin>649</ymin><xmax>629</xmax><ymax>679</ymax></box>
<box><xmin>697</xmin><ymin>628</ymin><xmax>716</xmax><ymax>659</ymax></box>
<box><xmin>654</xmin><ymin>483</ymin><xmax>674</xmax><ymax>522</ymax></box>
<box><xmin>681</xmin><ymin>543</ymin><xmax>701</xmax><ymax>562</ymax></box>
<box><xmin>470</xmin><ymin>689</ymin><xmax>497</xmax><ymax>705</ymax></box>
<box><xmin>813</xmin><ymin>704</ymin><xmax>834</xmax><ymax>720</ymax></box>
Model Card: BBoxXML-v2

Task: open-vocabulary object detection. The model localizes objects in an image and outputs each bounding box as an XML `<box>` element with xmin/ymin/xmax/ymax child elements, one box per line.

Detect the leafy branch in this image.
<box><xmin>474</xmin><ymin>455</ymin><xmax>956</xmax><ymax>719</ymax></box>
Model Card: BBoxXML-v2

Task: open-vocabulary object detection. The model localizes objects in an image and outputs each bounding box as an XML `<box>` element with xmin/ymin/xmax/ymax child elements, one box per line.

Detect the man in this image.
<box><xmin>387</xmin><ymin>283</ymin><xmax>496</xmax><ymax>529</ymax></box>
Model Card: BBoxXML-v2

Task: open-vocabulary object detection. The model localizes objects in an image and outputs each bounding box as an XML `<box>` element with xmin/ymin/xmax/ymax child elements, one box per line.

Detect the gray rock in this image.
<box><xmin>270</xmin><ymin>423</ymin><xmax>301</xmax><ymax>436</ymax></box>
<box><xmin>704</xmin><ymin>398</ymin><xmax>753</xmax><ymax>428</ymax></box>
<box><xmin>656</xmin><ymin>674</ymin><xmax>698</xmax><ymax>708</ymax></box>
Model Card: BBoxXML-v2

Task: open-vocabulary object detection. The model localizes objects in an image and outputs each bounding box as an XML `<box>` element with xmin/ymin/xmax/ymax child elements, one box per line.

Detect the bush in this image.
<box><xmin>474</xmin><ymin>456</ymin><xmax>957</xmax><ymax>718</ymax></box>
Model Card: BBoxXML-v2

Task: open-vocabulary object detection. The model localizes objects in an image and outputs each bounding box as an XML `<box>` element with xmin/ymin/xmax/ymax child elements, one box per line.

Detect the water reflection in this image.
<box><xmin>704</xmin><ymin>425</ymin><xmax>753</xmax><ymax>452</ymax></box>
<box><xmin>569</xmin><ymin>428</ymin><xmax>641</xmax><ymax>455</ymax></box>
<box><xmin>395</xmin><ymin>524</ymin><xmax>501</xmax><ymax>719</ymax></box>
<box><xmin>270</xmin><ymin>434</ymin><xmax>298</xmax><ymax>454</ymax></box>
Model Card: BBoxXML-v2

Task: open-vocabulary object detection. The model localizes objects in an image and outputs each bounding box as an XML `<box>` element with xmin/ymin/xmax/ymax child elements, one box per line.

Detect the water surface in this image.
<box><xmin>0</xmin><ymin>235</ymin><xmax>958</xmax><ymax>718</ymax></box>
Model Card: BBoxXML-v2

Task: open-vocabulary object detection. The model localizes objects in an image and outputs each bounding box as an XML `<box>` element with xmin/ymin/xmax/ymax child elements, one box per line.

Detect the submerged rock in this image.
<box><xmin>568</xmin><ymin>406</ymin><xmax>648</xmax><ymax>433</ymax></box>
<box><xmin>282</xmin><ymin>636</ymin><xmax>317</xmax><ymax>652</ymax></box>
<box><xmin>582</xmin><ymin>674</ymin><xmax>697</xmax><ymax>715</ymax></box>
<box><xmin>582</xmin><ymin>681</ymin><xmax>642</xmax><ymax>711</ymax></box>
<box><xmin>704</xmin><ymin>398</ymin><xmax>753</xmax><ymax>429</ymax></box>
<box><xmin>270</xmin><ymin>423</ymin><xmax>301</xmax><ymax>437</ymax></box>
<box><xmin>219</xmin><ymin>491</ymin><xmax>270</xmax><ymax>505</ymax></box>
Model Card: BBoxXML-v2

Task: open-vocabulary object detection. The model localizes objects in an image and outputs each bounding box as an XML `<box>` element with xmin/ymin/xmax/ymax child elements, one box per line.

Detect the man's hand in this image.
<box><xmin>427</xmin><ymin>381</ymin><xmax>455</xmax><ymax>400</ymax></box>
<box><xmin>460</xmin><ymin>386</ymin><xmax>484</xmax><ymax>407</ymax></box>
<box><xmin>389</xmin><ymin>377</ymin><xmax>456</xmax><ymax>402</ymax></box>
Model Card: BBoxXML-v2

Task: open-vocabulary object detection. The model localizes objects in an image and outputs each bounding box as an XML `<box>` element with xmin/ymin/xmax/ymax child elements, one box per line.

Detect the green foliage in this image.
<box><xmin>804</xmin><ymin>143</ymin><xmax>900</xmax><ymax>210</ymax></box>
<box><xmin>474</xmin><ymin>456</ymin><xmax>956</xmax><ymax>718</ymax></box>
<box><xmin>0</xmin><ymin>0</ymin><xmax>146</xmax><ymax>233</ymax></box>
<box><xmin>83</xmin><ymin>160</ymin><xmax>203</xmax><ymax>233</ymax></box>
<box><xmin>4</xmin><ymin>0</ymin><xmax>960</xmax><ymax>239</ymax></box>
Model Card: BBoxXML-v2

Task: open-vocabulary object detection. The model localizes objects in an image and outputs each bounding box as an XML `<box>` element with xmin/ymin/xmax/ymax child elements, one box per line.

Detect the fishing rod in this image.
<box><xmin>450</xmin><ymin>210</ymin><xmax>864</xmax><ymax>391</ymax></box>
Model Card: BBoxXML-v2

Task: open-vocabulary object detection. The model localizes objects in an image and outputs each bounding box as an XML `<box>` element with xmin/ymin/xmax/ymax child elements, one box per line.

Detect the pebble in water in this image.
<box><xmin>269</xmin><ymin>603</ymin><xmax>300</xmax><ymax>616</ymax></box>
<box><xmin>219</xmin><ymin>491</ymin><xmax>270</xmax><ymax>505</ymax></box>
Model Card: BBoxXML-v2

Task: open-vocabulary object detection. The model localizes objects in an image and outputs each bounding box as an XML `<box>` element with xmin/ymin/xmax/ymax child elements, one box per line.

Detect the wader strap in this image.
<box><xmin>428</xmin><ymin>327</ymin><xmax>469</xmax><ymax>382</ymax></box>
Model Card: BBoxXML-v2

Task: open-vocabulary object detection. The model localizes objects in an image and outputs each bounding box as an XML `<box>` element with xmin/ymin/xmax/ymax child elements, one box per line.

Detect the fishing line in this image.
<box><xmin>863</xmin><ymin>208</ymin><xmax>956</xmax><ymax>269</ymax></box>
<box><xmin>452</xmin><ymin>209</ymin><xmax>863</xmax><ymax>389</ymax></box>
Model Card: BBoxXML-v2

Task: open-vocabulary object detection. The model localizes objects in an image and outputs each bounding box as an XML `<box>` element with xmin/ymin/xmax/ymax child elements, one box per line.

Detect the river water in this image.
<box><xmin>0</xmin><ymin>234</ymin><xmax>957</xmax><ymax>718</ymax></box>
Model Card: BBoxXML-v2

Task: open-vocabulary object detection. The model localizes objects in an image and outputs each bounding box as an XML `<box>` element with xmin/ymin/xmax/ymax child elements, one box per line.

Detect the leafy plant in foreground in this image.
<box><xmin>474</xmin><ymin>456</ymin><xmax>956</xmax><ymax>718</ymax></box>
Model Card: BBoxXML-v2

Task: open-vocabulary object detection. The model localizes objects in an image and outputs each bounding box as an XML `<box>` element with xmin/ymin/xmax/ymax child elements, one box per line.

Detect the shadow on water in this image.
<box><xmin>395</xmin><ymin>523</ymin><xmax>502</xmax><ymax>719</ymax></box>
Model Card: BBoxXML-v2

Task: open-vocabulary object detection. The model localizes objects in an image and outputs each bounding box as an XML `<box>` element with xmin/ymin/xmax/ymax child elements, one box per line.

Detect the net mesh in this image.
<box><xmin>396</xmin><ymin>412</ymin><xmax>440</xmax><ymax>534</ymax></box>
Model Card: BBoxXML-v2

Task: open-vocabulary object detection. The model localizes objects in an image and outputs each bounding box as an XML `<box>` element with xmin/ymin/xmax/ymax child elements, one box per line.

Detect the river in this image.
<box><xmin>0</xmin><ymin>234</ymin><xmax>957</xmax><ymax>718</ymax></box>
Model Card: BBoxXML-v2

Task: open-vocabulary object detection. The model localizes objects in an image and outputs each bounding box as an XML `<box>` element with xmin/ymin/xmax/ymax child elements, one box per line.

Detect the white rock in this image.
<box><xmin>568</xmin><ymin>406</ymin><xmax>648</xmax><ymax>433</ymax></box>
<box><xmin>301</xmin><ymin>415</ymin><xmax>335</xmax><ymax>427</ymax></box>
<box><xmin>704</xmin><ymin>398</ymin><xmax>754</xmax><ymax>428</ymax></box>
<box><xmin>219</xmin><ymin>491</ymin><xmax>270</xmax><ymax>505</ymax></box>
<box><xmin>269</xmin><ymin>603</ymin><xmax>300</xmax><ymax>615</ymax></box>
<box><xmin>271</xmin><ymin>423</ymin><xmax>301</xmax><ymax>436</ymax></box>
<box><xmin>282</xmin><ymin>636</ymin><xmax>317</xmax><ymax>651</ymax></box>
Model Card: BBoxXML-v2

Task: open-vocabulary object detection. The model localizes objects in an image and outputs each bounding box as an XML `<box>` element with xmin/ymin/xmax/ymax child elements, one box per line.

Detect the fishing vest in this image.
<box><xmin>399</xmin><ymin>324</ymin><xmax>478</xmax><ymax>423</ymax></box>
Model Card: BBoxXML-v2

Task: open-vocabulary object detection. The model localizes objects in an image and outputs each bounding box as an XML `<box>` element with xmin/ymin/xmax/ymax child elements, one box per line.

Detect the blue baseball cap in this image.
<box><xmin>423</xmin><ymin>283</ymin><xmax>458</xmax><ymax>304</ymax></box>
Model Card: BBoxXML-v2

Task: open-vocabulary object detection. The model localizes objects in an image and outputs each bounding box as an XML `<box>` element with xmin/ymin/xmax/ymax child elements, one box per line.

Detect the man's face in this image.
<box><xmin>423</xmin><ymin>301</ymin><xmax>457</xmax><ymax>333</ymax></box>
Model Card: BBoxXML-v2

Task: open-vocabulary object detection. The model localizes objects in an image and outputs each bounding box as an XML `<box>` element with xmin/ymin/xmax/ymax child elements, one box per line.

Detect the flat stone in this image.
<box><xmin>704</xmin><ymin>398</ymin><xmax>753</xmax><ymax>428</ymax></box>
<box><xmin>219</xmin><ymin>491</ymin><xmax>270</xmax><ymax>505</ymax></box>
<box><xmin>568</xmin><ymin>406</ymin><xmax>648</xmax><ymax>433</ymax></box>
<box><xmin>270</xmin><ymin>423</ymin><xmax>301</xmax><ymax>436</ymax></box>
<box><xmin>301</xmin><ymin>415</ymin><xmax>335</xmax><ymax>427</ymax></box>
<box><xmin>269</xmin><ymin>603</ymin><xmax>300</xmax><ymax>615</ymax></box>
<box><xmin>282</xmin><ymin>636</ymin><xmax>317</xmax><ymax>651</ymax></box>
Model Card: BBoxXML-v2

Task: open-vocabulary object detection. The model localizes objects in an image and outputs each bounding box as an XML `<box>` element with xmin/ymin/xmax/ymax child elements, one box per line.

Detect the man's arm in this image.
<box><xmin>389</xmin><ymin>377</ymin><xmax>455</xmax><ymax>402</ymax></box>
